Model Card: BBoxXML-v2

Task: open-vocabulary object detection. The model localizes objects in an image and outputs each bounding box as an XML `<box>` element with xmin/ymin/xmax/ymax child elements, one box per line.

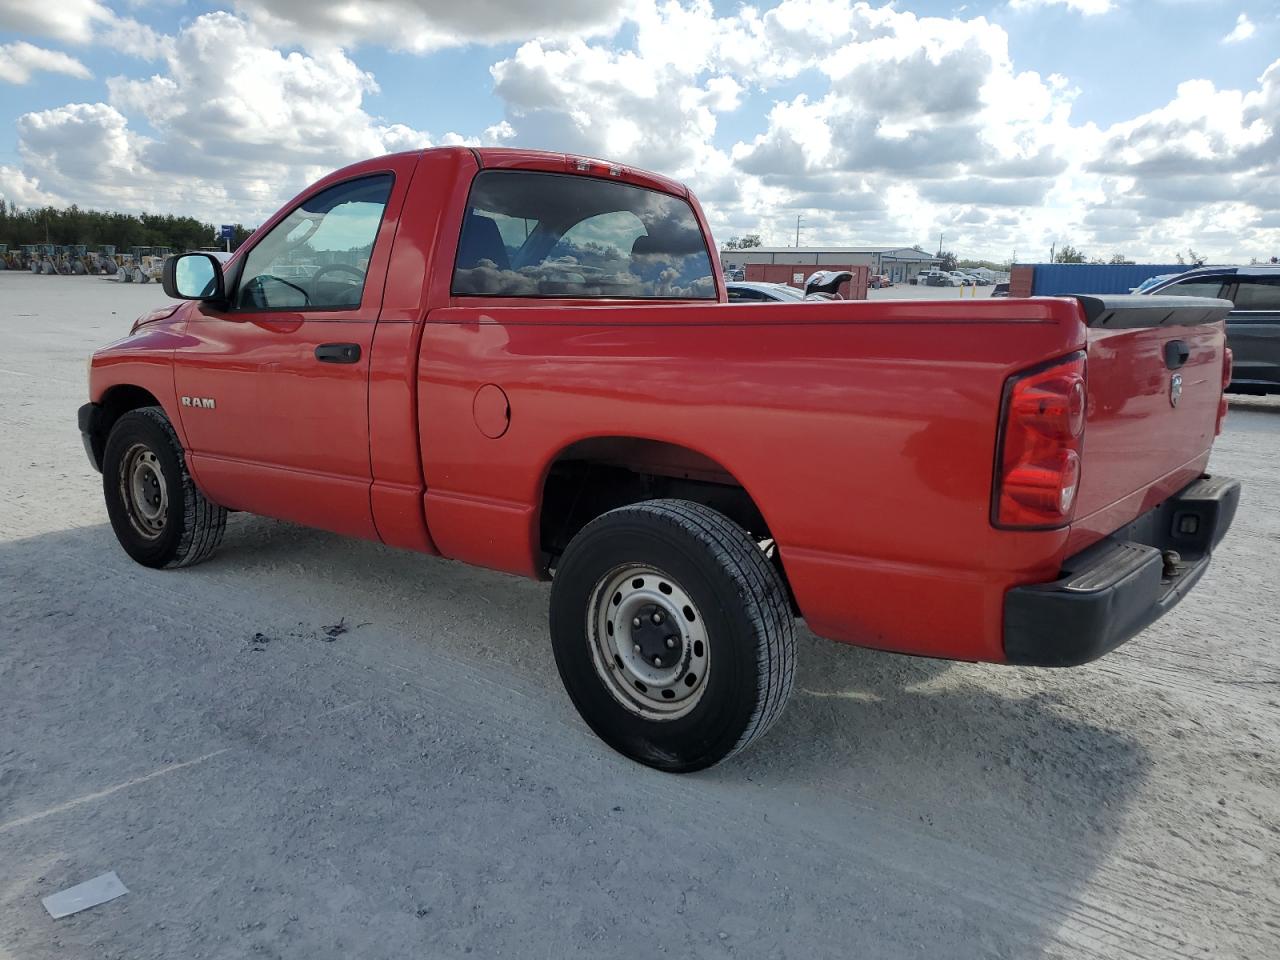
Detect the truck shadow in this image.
<box><xmin>2</xmin><ymin>516</ymin><xmax>1152</xmax><ymax>957</ymax></box>
<box><xmin>733</xmin><ymin>629</ymin><xmax>1148</xmax><ymax>835</ymax></box>
<box><xmin>1227</xmin><ymin>395</ymin><xmax>1280</xmax><ymax>414</ymax></box>
<box><xmin>716</xmin><ymin>633</ymin><xmax>1153</xmax><ymax>951</ymax></box>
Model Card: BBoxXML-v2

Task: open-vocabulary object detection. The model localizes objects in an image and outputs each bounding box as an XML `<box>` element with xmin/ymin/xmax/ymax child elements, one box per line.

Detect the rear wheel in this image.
<box><xmin>102</xmin><ymin>407</ymin><xmax>226</xmax><ymax>568</ymax></box>
<box><xmin>550</xmin><ymin>499</ymin><xmax>795</xmax><ymax>772</ymax></box>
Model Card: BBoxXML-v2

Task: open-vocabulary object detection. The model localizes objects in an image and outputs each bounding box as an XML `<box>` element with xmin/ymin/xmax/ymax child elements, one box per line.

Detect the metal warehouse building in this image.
<box><xmin>720</xmin><ymin>246</ymin><xmax>939</xmax><ymax>285</ymax></box>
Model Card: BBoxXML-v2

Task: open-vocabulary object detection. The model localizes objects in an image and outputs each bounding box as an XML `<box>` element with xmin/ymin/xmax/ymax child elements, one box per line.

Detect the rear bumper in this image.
<box><xmin>1003</xmin><ymin>475</ymin><xmax>1240</xmax><ymax>666</ymax></box>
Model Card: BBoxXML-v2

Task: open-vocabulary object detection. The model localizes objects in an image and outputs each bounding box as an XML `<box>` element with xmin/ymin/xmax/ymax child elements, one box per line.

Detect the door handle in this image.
<box><xmin>1164</xmin><ymin>340</ymin><xmax>1190</xmax><ymax>370</ymax></box>
<box><xmin>315</xmin><ymin>343</ymin><xmax>361</xmax><ymax>364</ymax></box>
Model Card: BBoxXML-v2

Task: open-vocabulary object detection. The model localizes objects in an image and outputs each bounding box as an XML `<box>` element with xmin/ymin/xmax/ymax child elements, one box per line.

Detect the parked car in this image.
<box><xmin>725</xmin><ymin>281</ymin><xmax>806</xmax><ymax>302</ymax></box>
<box><xmin>80</xmin><ymin>146</ymin><xmax>1239</xmax><ymax>772</ymax></box>
<box><xmin>922</xmin><ymin>269</ymin><xmax>961</xmax><ymax>287</ymax></box>
<box><xmin>869</xmin><ymin>274</ymin><xmax>892</xmax><ymax>288</ymax></box>
<box><xmin>1143</xmin><ymin>265</ymin><xmax>1280</xmax><ymax>394</ymax></box>
<box><xmin>728</xmin><ymin>273</ymin><xmax>854</xmax><ymax>302</ymax></box>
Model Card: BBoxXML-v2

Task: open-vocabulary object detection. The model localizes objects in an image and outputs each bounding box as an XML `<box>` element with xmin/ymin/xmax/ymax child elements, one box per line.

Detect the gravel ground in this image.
<box><xmin>1</xmin><ymin>272</ymin><xmax>1277</xmax><ymax>959</ymax></box>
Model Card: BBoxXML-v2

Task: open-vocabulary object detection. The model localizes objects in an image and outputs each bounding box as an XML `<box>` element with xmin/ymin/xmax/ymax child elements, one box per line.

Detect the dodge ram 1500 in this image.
<box><xmin>80</xmin><ymin>147</ymin><xmax>1240</xmax><ymax>771</ymax></box>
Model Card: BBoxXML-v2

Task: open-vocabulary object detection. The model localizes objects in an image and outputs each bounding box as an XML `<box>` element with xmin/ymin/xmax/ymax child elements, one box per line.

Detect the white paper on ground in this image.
<box><xmin>41</xmin><ymin>871</ymin><xmax>129</xmax><ymax>919</ymax></box>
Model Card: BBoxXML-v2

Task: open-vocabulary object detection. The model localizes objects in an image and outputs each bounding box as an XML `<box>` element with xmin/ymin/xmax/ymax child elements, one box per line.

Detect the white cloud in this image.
<box><xmin>477</xmin><ymin>0</ymin><xmax>1280</xmax><ymax>260</ymax></box>
<box><xmin>4</xmin><ymin>0</ymin><xmax>1278</xmax><ymax>262</ymax></box>
<box><xmin>18</xmin><ymin>102</ymin><xmax>149</xmax><ymax>187</ymax></box>
<box><xmin>1008</xmin><ymin>0</ymin><xmax>1114</xmax><ymax>15</ymax></box>
<box><xmin>111</xmin><ymin>19</ymin><xmax>176</xmax><ymax>61</ymax></box>
<box><xmin>0</xmin><ymin>41</ymin><xmax>91</xmax><ymax>84</ymax></box>
<box><xmin>1222</xmin><ymin>13</ymin><xmax>1255</xmax><ymax>45</ymax></box>
<box><xmin>0</xmin><ymin>164</ymin><xmax>62</xmax><ymax>207</ymax></box>
<box><xmin>1090</xmin><ymin>74</ymin><xmax>1274</xmax><ymax>178</ymax></box>
<box><xmin>483</xmin><ymin>2</ymin><xmax>1093</xmax><ymax>255</ymax></box>
<box><xmin>1081</xmin><ymin>62</ymin><xmax>1280</xmax><ymax>256</ymax></box>
<box><xmin>0</xmin><ymin>0</ymin><xmax>201</xmax><ymax>62</ymax></box>
<box><xmin>0</xmin><ymin>0</ymin><xmax>111</xmax><ymax>44</ymax></box>
<box><xmin>235</xmin><ymin>0</ymin><xmax>627</xmax><ymax>53</ymax></box>
<box><xmin>12</xmin><ymin>13</ymin><xmax>459</xmax><ymax>221</ymax></box>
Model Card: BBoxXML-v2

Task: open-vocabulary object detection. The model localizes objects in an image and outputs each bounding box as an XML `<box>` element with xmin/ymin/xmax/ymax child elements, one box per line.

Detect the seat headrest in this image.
<box><xmin>457</xmin><ymin>214</ymin><xmax>510</xmax><ymax>272</ymax></box>
<box><xmin>631</xmin><ymin>235</ymin><xmax>661</xmax><ymax>258</ymax></box>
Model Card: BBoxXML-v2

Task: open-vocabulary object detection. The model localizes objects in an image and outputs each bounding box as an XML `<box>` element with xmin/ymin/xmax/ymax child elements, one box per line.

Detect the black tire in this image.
<box><xmin>550</xmin><ymin>499</ymin><xmax>795</xmax><ymax>772</ymax></box>
<box><xmin>102</xmin><ymin>406</ymin><xmax>226</xmax><ymax>569</ymax></box>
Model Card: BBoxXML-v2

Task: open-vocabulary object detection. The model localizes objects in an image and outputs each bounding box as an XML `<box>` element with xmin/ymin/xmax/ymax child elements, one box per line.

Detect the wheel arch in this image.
<box><xmin>535</xmin><ymin>435</ymin><xmax>795</xmax><ymax>607</ymax></box>
<box><xmin>85</xmin><ymin>384</ymin><xmax>168</xmax><ymax>470</ymax></box>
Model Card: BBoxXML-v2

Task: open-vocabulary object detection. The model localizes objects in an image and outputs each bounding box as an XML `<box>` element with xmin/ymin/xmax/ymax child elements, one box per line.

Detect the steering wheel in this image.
<box><xmin>308</xmin><ymin>262</ymin><xmax>366</xmax><ymax>304</ymax></box>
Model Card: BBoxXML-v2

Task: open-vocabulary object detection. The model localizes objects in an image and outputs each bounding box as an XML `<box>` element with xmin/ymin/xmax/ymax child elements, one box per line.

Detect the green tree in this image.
<box><xmin>738</xmin><ymin>233</ymin><xmax>762</xmax><ymax>248</ymax></box>
<box><xmin>0</xmin><ymin>203</ymin><xmax>256</xmax><ymax>252</ymax></box>
<box><xmin>937</xmin><ymin>250</ymin><xmax>958</xmax><ymax>271</ymax></box>
<box><xmin>1054</xmin><ymin>244</ymin><xmax>1086</xmax><ymax>263</ymax></box>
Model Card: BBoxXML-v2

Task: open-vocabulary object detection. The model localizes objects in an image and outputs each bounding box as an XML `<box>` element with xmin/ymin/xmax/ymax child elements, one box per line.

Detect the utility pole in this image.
<box><xmin>1050</xmin><ymin>242</ymin><xmax>1056</xmax><ymax>263</ymax></box>
<box><xmin>937</xmin><ymin>232</ymin><xmax>944</xmax><ymax>257</ymax></box>
<box><xmin>795</xmin><ymin>215</ymin><xmax>803</xmax><ymax>248</ymax></box>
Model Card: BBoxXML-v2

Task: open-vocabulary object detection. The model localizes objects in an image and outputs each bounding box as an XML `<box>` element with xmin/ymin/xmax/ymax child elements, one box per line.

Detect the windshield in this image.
<box><xmin>452</xmin><ymin>170</ymin><xmax>716</xmax><ymax>300</ymax></box>
<box><xmin>1135</xmin><ymin>274</ymin><xmax>1177</xmax><ymax>294</ymax></box>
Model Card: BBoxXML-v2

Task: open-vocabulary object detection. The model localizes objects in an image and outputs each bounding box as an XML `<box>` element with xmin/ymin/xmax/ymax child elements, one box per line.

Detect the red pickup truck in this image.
<box><xmin>80</xmin><ymin>147</ymin><xmax>1240</xmax><ymax>771</ymax></box>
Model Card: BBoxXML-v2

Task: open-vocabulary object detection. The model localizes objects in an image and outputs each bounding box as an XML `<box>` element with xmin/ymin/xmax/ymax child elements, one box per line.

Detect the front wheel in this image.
<box><xmin>102</xmin><ymin>406</ymin><xmax>226</xmax><ymax>568</ymax></box>
<box><xmin>550</xmin><ymin>499</ymin><xmax>795</xmax><ymax>772</ymax></box>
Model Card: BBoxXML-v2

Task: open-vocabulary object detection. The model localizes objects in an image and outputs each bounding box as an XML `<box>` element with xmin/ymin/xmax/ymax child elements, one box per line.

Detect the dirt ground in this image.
<box><xmin>1</xmin><ymin>271</ymin><xmax>1277</xmax><ymax>959</ymax></box>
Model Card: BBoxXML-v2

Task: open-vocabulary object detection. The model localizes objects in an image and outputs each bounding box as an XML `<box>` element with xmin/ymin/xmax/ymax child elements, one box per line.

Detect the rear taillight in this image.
<box><xmin>1216</xmin><ymin>347</ymin><xmax>1233</xmax><ymax>436</ymax></box>
<box><xmin>993</xmin><ymin>352</ymin><xmax>1087</xmax><ymax>529</ymax></box>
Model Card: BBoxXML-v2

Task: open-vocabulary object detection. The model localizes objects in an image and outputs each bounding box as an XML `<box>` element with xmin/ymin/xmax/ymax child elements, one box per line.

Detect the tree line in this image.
<box><xmin>0</xmin><ymin>200</ymin><xmax>254</xmax><ymax>252</ymax></box>
<box><xmin>1051</xmin><ymin>243</ymin><xmax>1217</xmax><ymax>266</ymax></box>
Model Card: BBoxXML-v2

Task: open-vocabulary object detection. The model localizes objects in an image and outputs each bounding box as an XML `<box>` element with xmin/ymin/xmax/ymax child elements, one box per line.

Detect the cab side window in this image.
<box><xmin>236</xmin><ymin>175</ymin><xmax>393</xmax><ymax>311</ymax></box>
<box><xmin>1233</xmin><ymin>279</ymin><xmax>1280</xmax><ymax>312</ymax></box>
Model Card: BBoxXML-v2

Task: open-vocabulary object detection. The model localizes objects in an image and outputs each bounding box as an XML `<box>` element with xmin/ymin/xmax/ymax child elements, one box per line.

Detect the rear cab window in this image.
<box><xmin>452</xmin><ymin>171</ymin><xmax>716</xmax><ymax>300</ymax></box>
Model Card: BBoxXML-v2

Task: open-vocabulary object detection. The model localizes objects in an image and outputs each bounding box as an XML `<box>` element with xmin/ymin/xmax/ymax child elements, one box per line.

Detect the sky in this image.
<box><xmin>0</xmin><ymin>0</ymin><xmax>1277</xmax><ymax>262</ymax></box>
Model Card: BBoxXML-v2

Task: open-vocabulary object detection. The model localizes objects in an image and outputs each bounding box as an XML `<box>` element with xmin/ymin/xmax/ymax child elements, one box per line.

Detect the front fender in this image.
<box><xmin>88</xmin><ymin>323</ymin><xmax>189</xmax><ymax>448</ymax></box>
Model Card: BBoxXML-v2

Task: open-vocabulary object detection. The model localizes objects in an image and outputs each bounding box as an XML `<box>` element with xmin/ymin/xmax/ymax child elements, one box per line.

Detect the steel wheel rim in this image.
<box><xmin>587</xmin><ymin>564</ymin><xmax>710</xmax><ymax>720</ymax></box>
<box><xmin>119</xmin><ymin>442</ymin><xmax>167</xmax><ymax>539</ymax></box>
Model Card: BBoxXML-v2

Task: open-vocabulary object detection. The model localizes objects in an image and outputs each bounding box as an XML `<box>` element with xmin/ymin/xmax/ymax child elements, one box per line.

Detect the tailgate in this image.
<box><xmin>1070</xmin><ymin>295</ymin><xmax>1232</xmax><ymax>549</ymax></box>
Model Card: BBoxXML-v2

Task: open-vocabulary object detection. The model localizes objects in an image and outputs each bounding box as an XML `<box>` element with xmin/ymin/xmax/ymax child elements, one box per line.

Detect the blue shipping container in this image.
<box><xmin>1016</xmin><ymin>263</ymin><xmax>1187</xmax><ymax>296</ymax></box>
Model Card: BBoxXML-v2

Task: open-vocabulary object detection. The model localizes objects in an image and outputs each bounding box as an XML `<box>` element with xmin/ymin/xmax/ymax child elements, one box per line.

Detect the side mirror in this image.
<box><xmin>163</xmin><ymin>253</ymin><xmax>226</xmax><ymax>301</ymax></box>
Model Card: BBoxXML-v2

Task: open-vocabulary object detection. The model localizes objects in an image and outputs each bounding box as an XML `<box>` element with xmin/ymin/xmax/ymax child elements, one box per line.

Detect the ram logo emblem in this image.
<box><xmin>1169</xmin><ymin>374</ymin><xmax>1182</xmax><ymax>408</ymax></box>
<box><xmin>181</xmin><ymin>396</ymin><xmax>216</xmax><ymax>410</ymax></box>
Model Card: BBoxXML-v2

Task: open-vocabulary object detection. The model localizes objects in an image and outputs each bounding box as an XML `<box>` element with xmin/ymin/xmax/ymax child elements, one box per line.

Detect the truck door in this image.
<box><xmin>1225</xmin><ymin>276</ymin><xmax>1280</xmax><ymax>391</ymax></box>
<box><xmin>173</xmin><ymin>159</ymin><xmax>414</xmax><ymax>539</ymax></box>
